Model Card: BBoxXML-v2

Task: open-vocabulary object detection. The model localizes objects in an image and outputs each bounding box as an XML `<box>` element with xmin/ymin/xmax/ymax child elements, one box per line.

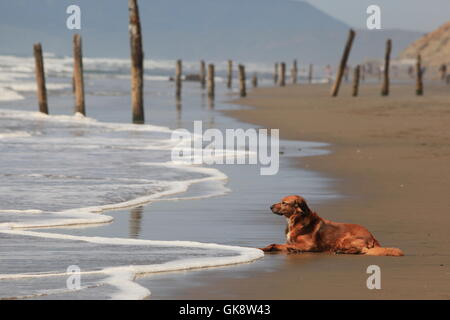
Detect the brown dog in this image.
<box><xmin>260</xmin><ymin>195</ymin><xmax>403</xmax><ymax>256</ymax></box>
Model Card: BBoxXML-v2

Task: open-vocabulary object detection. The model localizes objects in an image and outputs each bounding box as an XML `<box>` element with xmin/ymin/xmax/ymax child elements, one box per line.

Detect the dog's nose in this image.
<box><xmin>270</xmin><ymin>205</ymin><xmax>275</xmax><ymax>210</ymax></box>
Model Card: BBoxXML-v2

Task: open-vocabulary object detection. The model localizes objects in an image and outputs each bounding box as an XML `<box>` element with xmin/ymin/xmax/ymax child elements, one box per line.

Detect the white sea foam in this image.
<box><xmin>0</xmin><ymin>229</ymin><xmax>263</xmax><ymax>300</ymax></box>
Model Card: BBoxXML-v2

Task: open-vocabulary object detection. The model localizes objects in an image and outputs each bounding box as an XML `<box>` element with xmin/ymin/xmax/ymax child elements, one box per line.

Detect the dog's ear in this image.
<box><xmin>296</xmin><ymin>198</ymin><xmax>312</xmax><ymax>216</ymax></box>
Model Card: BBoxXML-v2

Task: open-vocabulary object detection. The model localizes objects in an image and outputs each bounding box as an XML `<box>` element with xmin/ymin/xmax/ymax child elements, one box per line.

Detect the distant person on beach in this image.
<box><xmin>344</xmin><ymin>66</ymin><xmax>350</xmax><ymax>82</ymax></box>
<box><xmin>408</xmin><ymin>65</ymin><xmax>414</xmax><ymax>79</ymax></box>
<box><xmin>325</xmin><ymin>65</ymin><xmax>332</xmax><ymax>83</ymax></box>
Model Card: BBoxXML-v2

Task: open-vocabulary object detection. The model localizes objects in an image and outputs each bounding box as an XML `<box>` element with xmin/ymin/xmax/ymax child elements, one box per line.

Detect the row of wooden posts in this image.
<box><xmin>273</xmin><ymin>61</ymin><xmax>314</xmax><ymax>86</ymax></box>
<box><xmin>175</xmin><ymin>59</ymin><xmax>249</xmax><ymax>99</ymax></box>
<box><xmin>32</xmin><ymin>1</ymin><xmax>426</xmax><ymax>125</ymax></box>
<box><xmin>331</xmin><ymin>29</ymin><xmax>424</xmax><ymax>98</ymax></box>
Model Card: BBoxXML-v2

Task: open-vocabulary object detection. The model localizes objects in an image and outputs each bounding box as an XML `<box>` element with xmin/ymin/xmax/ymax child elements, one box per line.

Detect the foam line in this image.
<box><xmin>0</xmin><ymin>229</ymin><xmax>264</xmax><ymax>300</ymax></box>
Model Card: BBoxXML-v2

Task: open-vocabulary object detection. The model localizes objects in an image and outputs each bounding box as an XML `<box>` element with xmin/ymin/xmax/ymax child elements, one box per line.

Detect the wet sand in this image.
<box><xmin>152</xmin><ymin>82</ymin><xmax>450</xmax><ymax>299</ymax></box>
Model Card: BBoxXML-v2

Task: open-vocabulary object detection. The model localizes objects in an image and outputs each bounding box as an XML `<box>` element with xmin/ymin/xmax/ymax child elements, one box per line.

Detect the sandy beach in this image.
<box><xmin>149</xmin><ymin>82</ymin><xmax>450</xmax><ymax>299</ymax></box>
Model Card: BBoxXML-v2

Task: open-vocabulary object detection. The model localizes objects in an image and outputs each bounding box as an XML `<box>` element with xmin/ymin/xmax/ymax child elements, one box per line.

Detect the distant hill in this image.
<box><xmin>400</xmin><ymin>21</ymin><xmax>450</xmax><ymax>67</ymax></box>
<box><xmin>0</xmin><ymin>0</ymin><xmax>422</xmax><ymax>65</ymax></box>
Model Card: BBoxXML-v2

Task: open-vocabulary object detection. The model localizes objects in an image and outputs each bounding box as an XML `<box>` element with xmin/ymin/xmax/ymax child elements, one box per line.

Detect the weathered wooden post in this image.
<box><xmin>207</xmin><ymin>63</ymin><xmax>215</xmax><ymax>98</ymax></box>
<box><xmin>308</xmin><ymin>64</ymin><xmax>313</xmax><ymax>84</ymax></box>
<box><xmin>227</xmin><ymin>60</ymin><xmax>233</xmax><ymax>89</ymax></box>
<box><xmin>331</xmin><ymin>29</ymin><xmax>356</xmax><ymax>97</ymax></box>
<box><xmin>200</xmin><ymin>60</ymin><xmax>206</xmax><ymax>89</ymax></box>
<box><xmin>129</xmin><ymin>0</ymin><xmax>144</xmax><ymax>124</ymax></box>
<box><xmin>416</xmin><ymin>55</ymin><xmax>424</xmax><ymax>96</ymax></box>
<box><xmin>291</xmin><ymin>59</ymin><xmax>298</xmax><ymax>84</ymax></box>
<box><xmin>279</xmin><ymin>62</ymin><xmax>286</xmax><ymax>87</ymax></box>
<box><xmin>238</xmin><ymin>64</ymin><xmax>247</xmax><ymax>97</ymax></box>
<box><xmin>175</xmin><ymin>59</ymin><xmax>182</xmax><ymax>98</ymax></box>
<box><xmin>252</xmin><ymin>73</ymin><xmax>258</xmax><ymax>88</ymax></box>
<box><xmin>33</xmin><ymin>43</ymin><xmax>48</xmax><ymax>114</ymax></box>
<box><xmin>274</xmin><ymin>63</ymin><xmax>279</xmax><ymax>85</ymax></box>
<box><xmin>73</xmin><ymin>34</ymin><xmax>86</xmax><ymax>116</ymax></box>
<box><xmin>352</xmin><ymin>65</ymin><xmax>360</xmax><ymax>97</ymax></box>
<box><xmin>439</xmin><ymin>64</ymin><xmax>447</xmax><ymax>82</ymax></box>
<box><xmin>381</xmin><ymin>39</ymin><xmax>392</xmax><ymax>96</ymax></box>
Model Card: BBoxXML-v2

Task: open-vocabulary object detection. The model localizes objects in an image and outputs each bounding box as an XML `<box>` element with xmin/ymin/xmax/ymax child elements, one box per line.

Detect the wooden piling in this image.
<box><xmin>128</xmin><ymin>0</ymin><xmax>144</xmax><ymax>124</ymax></box>
<box><xmin>227</xmin><ymin>60</ymin><xmax>233</xmax><ymax>89</ymax></box>
<box><xmin>352</xmin><ymin>65</ymin><xmax>360</xmax><ymax>97</ymax></box>
<box><xmin>381</xmin><ymin>39</ymin><xmax>392</xmax><ymax>96</ymax></box>
<box><xmin>252</xmin><ymin>73</ymin><xmax>258</xmax><ymax>88</ymax></box>
<box><xmin>200</xmin><ymin>60</ymin><xmax>206</xmax><ymax>89</ymax></box>
<box><xmin>274</xmin><ymin>63</ymin><xmax>279</xmax><ymax>85</ymax></box>
<box><xmin>439</xmin><ymin>64</ymin><xmax>447</xmax><ymax>82</ymax></box>
<box><xmin>279</xmin><ymin>62</ymin><xmax>286</xmax><ymax>87</ymax></box>
<box><xmin>416</xmin><ymin>55</ymin><xmax>423</xmax><ymax>96</ymax></box>
<box><xmin>331</xmin><ymin>29</ymin><xmax>356</xmax><ymax>97</ymax></box>
<box><xmin>238</xmin><ymin>64</ymin><xmax>247</xmax><ymax>97</ymax></box>
<box><xmin>33</xmin><ymin>43</ymin><xmax>48</xmax><ymax>114</ymax></box>
<box><xmin>73</xmin><ymin>34</ymin><xmax>85</xmax><ymax>116</ymax></box>
<box><xmin>207</xmin><ymin>64</ymin><xmax>215</xmax><ymax>98</ymax></box>
<box><xmin>175</xmin><ymin>59</ymin><xmax>182</xmax><ymax>98</ymax></box>
<box><xmin>291</xmin><ymin>60</ymin><xmax>298</xmax><ymax>84</ymax></box>
<box><xmin>308</xmin><ymin>64</ymin><xmax>313</xmax><ymax>84</ymax></box>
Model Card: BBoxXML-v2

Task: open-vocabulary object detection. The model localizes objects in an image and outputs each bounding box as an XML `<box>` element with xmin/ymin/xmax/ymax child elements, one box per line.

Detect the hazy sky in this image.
<box><xmin>303</xmin><ymin>0</ymin><xmax>450</xmax><ymax>32</ymax></box>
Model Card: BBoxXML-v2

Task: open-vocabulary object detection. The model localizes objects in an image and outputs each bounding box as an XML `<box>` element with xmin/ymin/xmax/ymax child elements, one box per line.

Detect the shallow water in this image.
<box><xmin>0</xmin><ymin>54</ymin><xmax>336</xmax><ymax>299</ymax></box>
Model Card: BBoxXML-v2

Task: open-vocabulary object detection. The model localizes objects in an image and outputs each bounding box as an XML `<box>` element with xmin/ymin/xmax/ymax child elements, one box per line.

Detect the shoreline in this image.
<box><xmin>0</xmin><ymin>76</ymin><xmax>337</xmax><ymax>300</ymax></box>
<box><xmin>168</xmin><ymin>82</ymin><xmax>450</xmax><ymax>299</ymax></box>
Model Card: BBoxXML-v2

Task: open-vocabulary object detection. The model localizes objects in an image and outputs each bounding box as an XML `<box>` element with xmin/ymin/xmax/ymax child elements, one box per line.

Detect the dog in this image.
<box><xmin>260</xmin><ymin>195</ymin><xmax>403</xmax><ymax>256</ymax></box>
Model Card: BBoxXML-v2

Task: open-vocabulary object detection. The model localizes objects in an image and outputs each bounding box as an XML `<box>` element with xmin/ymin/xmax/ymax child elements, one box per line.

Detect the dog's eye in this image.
<box><xmin>282</xmin><ymin>202</ymin><xmax>287</xmax><ymax>205</ymax></box>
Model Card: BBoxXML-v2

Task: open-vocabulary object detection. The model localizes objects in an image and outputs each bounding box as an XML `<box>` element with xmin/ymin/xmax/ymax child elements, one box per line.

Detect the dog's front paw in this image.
<box><xmin>287</xmin><ymin>246</ymin><xmax>302</xmax><ymax>254</ymax></box>
<box><xmin>259</xmin><ymin>244</ymin><xmax>278</xmax><ymax>252</ymax></box>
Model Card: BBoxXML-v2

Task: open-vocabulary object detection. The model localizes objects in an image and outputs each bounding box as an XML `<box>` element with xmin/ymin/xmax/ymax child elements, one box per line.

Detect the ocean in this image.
<box><xmin>0</xmin><ymin>54</ymin><xmax>336</xmax><ymax>299</ymax></box>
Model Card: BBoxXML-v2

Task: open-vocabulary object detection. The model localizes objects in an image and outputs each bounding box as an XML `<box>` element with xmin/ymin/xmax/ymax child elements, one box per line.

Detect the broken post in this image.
<box><xmin>331</xmin><ymin>29</ymin><xmax>356</xmax><ymax>97</ymax></box>
<box><xmin>207</xmin><ymin>64</ymin><xmax>215</xmax><ymax>98</ymax></box>
<box><xmin>381</xmin><ymin>39</ymin><xmax>392</xmax><ymax>96</ymax></box>
<box><xmin>279</xmin><ymin>62</ymin><xmax>286</xmax><ymax>87</ymax></box>
<box><xmin>308</xmin><ymin>64</ymin><xmax>313</xmax><ymax>84</ymax></box>
<box><xmin>227</xmin><ymin>60</ymin><xmax>233</xmax><ymax>89</ymax></box>
<box><xmin>33</xmin><ymin>43</ymin><xmax>48</xmax><ymax>114</ymax></box>
<box><xmin>175</xmin><ymin>59</ymin><xmax>182</xmax><ymax>98</ymax></box>
<box><xmin>200</xmin><ymin>60</ymin><xmax>206</xmax><ymax>89</ymax></box>
<box><xmin>238</xmin><ymin>64</ymin><xmax>246</xmax><ymax>97</ymax></box>
<box><xmin>416</xmin><ymin>55</ymin><xmax>423</xmax><ymax>96</ymax></box>
<box><xmin>73</xmin><ymin>34</ymin><xmax>85</xmax><ymax>116</ymax></box>
<box><xmin>352</xmin><ymin>65</ymin><xmax>360</xmax><ymax>97</ymax></box>
<box><xmin>274</xmin><ymin>63</ymin><xmax>279</xmax><ymax>85</ymax></box>
<box><xmin>291</xmin><ymin>59</ymin><xmax>298</xmax><ymax>84</ymax></box>
<box><xmin>252</xmin><ymin>73</ymin><xmax>258</xmax><ymax>88</ymax></box>
<box><xmin>129</xmin><ymin>0</ymin><xmax>144</xmax><ymax>124</ymax></box>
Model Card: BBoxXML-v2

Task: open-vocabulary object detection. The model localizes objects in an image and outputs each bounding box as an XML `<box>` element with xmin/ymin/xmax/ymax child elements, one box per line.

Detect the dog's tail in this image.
<box><xmin>364</xmin><ymin>247</ymin><xmax>404</xmax><ymax>256</ymax></box>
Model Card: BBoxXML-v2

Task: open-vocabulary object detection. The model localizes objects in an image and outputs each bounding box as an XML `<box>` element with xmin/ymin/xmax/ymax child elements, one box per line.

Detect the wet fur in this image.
<box><xmin>260</xmin><ymin>195</ymin><xmax>403</xmax><ymax>256</ymax></box>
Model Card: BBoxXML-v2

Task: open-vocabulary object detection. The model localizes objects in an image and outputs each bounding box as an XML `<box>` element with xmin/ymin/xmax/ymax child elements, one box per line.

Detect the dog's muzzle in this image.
<box><xmin>270</xmin><ymin>204</ymin><xmax>283</xmax><ymax>215</ymax></box>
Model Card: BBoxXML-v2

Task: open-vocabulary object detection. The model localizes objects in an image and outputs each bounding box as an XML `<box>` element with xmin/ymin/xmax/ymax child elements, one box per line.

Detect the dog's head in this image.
<box><xmin>270</xmin><ymin>195</ymin><xmax>312</xmax><ymax>218</ymax></box>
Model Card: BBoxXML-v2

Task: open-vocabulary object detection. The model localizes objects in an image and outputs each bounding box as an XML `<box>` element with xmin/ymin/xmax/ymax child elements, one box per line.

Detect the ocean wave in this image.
<box><xmin>0</xmin><ymin>108</ymin><xmax>262</xmax><ymax>299</ymax></box>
